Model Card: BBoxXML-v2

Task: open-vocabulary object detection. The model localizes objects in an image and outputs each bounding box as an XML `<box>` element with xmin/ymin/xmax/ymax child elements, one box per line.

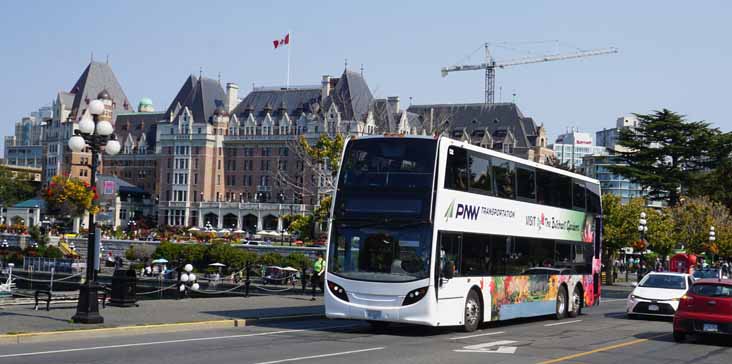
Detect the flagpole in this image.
<box><xmin>286</xmin><ymin>30</ymin><xmax>291</xmax><ymax>89</ymax></box>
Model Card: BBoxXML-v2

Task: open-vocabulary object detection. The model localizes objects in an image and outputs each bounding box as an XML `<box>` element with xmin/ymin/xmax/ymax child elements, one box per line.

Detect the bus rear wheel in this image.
<box><xmin>555</xmin><ymin>286</ymin><xmax>568</xmax><ymax>320</ymax></box>
<box><xmin>463</xmin><ymin>290</ymin><xmax>482</xmax><ymax>332</ymax></box>
<box><xmin>568</xmin><ymin>286</ymin><xmax>582</xmax><ymax>318</ymax></box>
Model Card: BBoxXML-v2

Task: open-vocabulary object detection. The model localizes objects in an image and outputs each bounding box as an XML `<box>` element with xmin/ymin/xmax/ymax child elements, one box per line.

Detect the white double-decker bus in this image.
<box><xmin>325</xmin><ymin>135</ymin><xmax>602</xmax><ymax>331</ymax></box>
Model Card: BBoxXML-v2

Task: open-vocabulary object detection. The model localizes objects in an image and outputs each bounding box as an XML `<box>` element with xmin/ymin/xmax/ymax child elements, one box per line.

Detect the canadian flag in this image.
<box><xmin>273</xmin><ymin>33</ymin><xmax>290</xmax><ymax>49</ymax></box>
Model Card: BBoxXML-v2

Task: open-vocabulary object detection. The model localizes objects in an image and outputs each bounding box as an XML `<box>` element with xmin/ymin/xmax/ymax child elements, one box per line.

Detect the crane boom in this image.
<box><xmin>440</xmin><ymin>44</ymin><xmax>618</xmax><ymax>104</ymax></box>
<box><xmin>494</xmin><ymin>47</ymin><xmax>618</xmax><ymax>69</ymax></box>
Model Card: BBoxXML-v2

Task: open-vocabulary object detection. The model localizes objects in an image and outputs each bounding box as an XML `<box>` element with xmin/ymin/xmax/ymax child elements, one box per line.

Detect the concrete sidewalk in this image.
<box><xmin>0</xmin><ymin>294</ymin><xmax>324</xmax><ymax>335</ymax></box>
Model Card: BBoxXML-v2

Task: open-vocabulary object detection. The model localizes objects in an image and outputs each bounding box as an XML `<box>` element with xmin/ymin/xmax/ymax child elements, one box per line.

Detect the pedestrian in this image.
<box><xmin>311</xmin><ymin>253</ymin><xmax>325</xmax><ymax>301</ymax></box>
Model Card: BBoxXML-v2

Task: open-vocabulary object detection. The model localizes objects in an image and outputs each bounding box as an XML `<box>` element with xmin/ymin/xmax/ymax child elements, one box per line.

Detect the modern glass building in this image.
<box><xmin>550</xmin><ymin>130</ymin><xmax>606</xmax><ymax>169</ymax></box>
<box><xmin>581</xmin><ymin>152</ymin><xmax>644</xmax><ymax>204</ymax></box>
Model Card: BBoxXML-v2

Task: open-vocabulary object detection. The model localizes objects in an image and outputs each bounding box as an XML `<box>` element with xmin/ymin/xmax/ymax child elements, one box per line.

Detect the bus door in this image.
<box><xmin>436</xmin><ymin>232</ymin><xmax>466</xmax><ymax>325</ymax></box>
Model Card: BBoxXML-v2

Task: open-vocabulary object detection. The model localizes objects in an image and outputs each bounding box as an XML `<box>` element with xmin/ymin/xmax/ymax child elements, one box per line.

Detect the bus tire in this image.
<box><xmin>568</xmin><ymin>285</ymin><xmax>582</xmax><ymax>318</ymax></box>
<box><xmin>463</xmin><ymin>290</ymin><xmax>482</xmax><ymax>332</ymax></box>
<box><xmin>367</xmin><ymin>321</ymin><xmax>390</xmax><ymax>331</ymax></box>
<box><xmin>555</xmin><ymin>285</ymin><xmax>568</xmax><ymax>320</ymax></box>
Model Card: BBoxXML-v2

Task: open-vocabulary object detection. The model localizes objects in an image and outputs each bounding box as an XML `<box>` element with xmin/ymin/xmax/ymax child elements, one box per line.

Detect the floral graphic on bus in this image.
<box><xmin>488</xmin><ymin>274</ymin><xmax>595</xmax><ymax>321</ymax></box>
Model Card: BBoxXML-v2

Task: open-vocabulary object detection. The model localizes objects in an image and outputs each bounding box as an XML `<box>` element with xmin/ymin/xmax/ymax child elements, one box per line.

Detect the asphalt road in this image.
<box><xmin>0</xmin><ymin>297</ymin><xmax>730</xmax><ymax>364</ymax></box>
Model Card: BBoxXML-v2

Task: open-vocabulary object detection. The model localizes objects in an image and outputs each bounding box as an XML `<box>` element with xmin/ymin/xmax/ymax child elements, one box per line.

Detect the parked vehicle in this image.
<box><xmin>262</xmin><ymin>266</ymin><xmax>298</xmax><ymax>285</ymax></box>
<box><xmin>693</xmin><ymin>268</ymin><xmax>725</xmax><ymax>280</ymax></box>
<box><xmin>673</xmin><ymin>279</ymin><xmax>732</xmax><ymax>342</ymax></box>
<box><xmin>626</xmin><ymin>272</ymin><xmax>693</xmax><ymax>318</ymax></box>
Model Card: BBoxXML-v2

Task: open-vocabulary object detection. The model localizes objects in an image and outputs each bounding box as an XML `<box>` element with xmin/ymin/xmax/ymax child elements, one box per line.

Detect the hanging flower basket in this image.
<box><xmin>43</xmin><ymin>175</ymin><xmax>100</xmax><ymax>218</ymax></box>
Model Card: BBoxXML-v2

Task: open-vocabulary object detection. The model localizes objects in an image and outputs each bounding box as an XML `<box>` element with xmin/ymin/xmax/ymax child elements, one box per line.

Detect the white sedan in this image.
<box><xmin>626</xmin><ymin>272</ymin><xmax>693</xmax><ymax>318</ymax></box>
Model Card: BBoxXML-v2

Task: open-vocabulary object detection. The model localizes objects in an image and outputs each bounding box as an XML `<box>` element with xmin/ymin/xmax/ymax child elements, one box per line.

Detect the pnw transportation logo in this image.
<box><xmin>444</xmin><ymin>199</ymin><xmax>514</xmax><ymax>222</ymax></box>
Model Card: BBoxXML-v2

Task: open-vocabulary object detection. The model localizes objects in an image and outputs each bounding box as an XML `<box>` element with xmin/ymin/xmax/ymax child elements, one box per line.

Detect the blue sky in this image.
<box><xmin>1</xmin><ymin>0</ymin><xmax>730</xmax><ymax>150</ymax></box>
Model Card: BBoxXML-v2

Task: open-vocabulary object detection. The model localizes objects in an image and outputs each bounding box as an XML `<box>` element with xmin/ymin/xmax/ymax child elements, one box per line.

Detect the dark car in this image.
<box><xmin>693</xmin><ymin>269</ymin><xmax>723</xmax><ymax>280</ymax></box>
<box><xmin>673</xmin><ymin>279</ymin><xmax>732</xmax><ymax>342</ymax></box>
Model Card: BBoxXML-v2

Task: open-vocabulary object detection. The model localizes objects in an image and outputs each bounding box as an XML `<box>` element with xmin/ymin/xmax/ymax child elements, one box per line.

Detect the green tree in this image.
<box><xmin>288</xmin><ymin>214</ymin><xmax>314</xmax><ymax>241</ymax></box>
<box><xmin>0</xmin><ymin>166</ymin><xmax>37</xmax><ymax>206</ymax></box>
<box><xmin>645</xmin><ymin>209</ymin><xmax>675</xmax><ymax>259</ymax></box>
<box><xmin>258</xmin><ymin>252</ymin><xmax>284</xmax><ymax>267</ymax></box>
<box><xmin>669</xmin><ymin>196</ymin><xmax>726</xmax><ymax>254</ymax></box>
<box><xmin>601</xmin><ymin>194</ymin><xmax>644</xmax><ymax>257</ymax></box>
<box><xmin>688</xmin><ymin>132</ymin><xmax>732</xmax><ymax>210</ymax></box>
<box><xmin>299</xmin><ymin>133</ymin><xmax>345</xmax><ymax>179</ymax></box>
<box><xmin>611</xmin><ymin>110</ymin><xmax>717</xmax><ymax>206</ymax></box>
<box><xmin>284</xmin><ymin>252</ymin><xmax>311</xmax><ymax>270</ymax></box>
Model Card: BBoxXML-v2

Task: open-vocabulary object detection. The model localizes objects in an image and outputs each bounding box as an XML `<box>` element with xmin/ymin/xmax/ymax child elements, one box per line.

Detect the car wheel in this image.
<box><xmin>568</xmin><ymin>286</ymin><xmax>582</xmax><ymax>318</ymax></box>
<box><xmin>673</xmin><ymin>331</ymin><xmax>685</xmax><ymax>342</ymax></box>
<box><xmin>463</xmin><ymin>290</ymin><xmax>482</xmax><ymax>332</ymax></box>
<box><xmin>555</xmin><ymin>286</ymin><xmax>568</xmax><ymax>320</ymax></box>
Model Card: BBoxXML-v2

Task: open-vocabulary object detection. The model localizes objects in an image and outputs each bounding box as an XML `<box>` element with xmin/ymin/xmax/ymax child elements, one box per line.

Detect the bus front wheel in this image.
<box><xmin>555</xmin><ymin>286</ymin><xmax>568</xmax><ymax>320</ymax></box>
<box><xmin>463</xmin><ymin>290</ymin><xmax>482</xmax><ymax>332</ymax></box>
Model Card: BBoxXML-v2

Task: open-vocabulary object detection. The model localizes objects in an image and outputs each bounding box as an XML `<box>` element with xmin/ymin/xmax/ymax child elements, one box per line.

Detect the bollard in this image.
<box><xmin>244</xmin><ymin>261</ymin><xmax>251</xmax><ymax>297</ymax></box>
<box><xmin>301</xmin><ymin>264</ymin><xmax>308</xmax><ymax>295</ymax></box>
<box><xmin>176</xmin><ymin>258</ymin><xmax>183</xmax><ymax>300</ymax></box>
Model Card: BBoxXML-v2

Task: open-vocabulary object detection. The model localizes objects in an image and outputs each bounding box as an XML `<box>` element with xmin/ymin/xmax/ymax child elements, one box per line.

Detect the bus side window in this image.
<box><xmin>572</xmin><ymin>180</ymin><xmax>586</xmax><ymax>211</ymax></box>
<box><xmin>558</xmin><ymin>175</ymin><xmax>572</xmax><ymax>209</ymax></box>
<box><xmin>586</xmin><ymin>182</ymin><xmax>601</xmax><ymax>214</ymax></box>
<box><xmin>516</xmin><ymin>167</ymin><xmax>536</xmax><ymax>201</ymax></box>
<box><xmin>468</xmin><ymin>153</ymin><xmax>492</xmax><ymax>195</ymax></box>
<box><xmin>439</xmin><ymin>232</ymin><xmax>462</xmax><ymax>278</ymax></box>
<box><xmin>445</xmin><ymin>147</ymin><xmax>468</xmax><ymax>191</ymax></box>
<box><xmin>460</xmin><ymin>233</ymin><xmax>486</xmax><ymax>276</ymax></box>
<box><xmin>492</xmin><ymin>157</ymin><xmax>515</xmax><ymax>199</ymax></box>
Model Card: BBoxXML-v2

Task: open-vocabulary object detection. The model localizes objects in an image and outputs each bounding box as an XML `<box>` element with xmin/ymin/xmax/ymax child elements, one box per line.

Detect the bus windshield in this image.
<box><xmin>328</xmin><ymin>222</ymin><xmax>433</xmax><ymax>282</ymax></box>
<box><xmin>335</xmin><ymin>138</ymin><xmax>437</xmax><ymax>219</ymax></box>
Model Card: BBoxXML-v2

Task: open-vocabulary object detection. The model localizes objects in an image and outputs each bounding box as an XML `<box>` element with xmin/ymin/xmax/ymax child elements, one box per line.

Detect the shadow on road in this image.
<box><xmin>603</xmin><ymin>312</ymin><xmax>673</xmax><ymax>322</ymax></box>
<box><xmin>635</xmin><ymin>331</ymin><xmax>732</xmax><ymax>348</ymax></box>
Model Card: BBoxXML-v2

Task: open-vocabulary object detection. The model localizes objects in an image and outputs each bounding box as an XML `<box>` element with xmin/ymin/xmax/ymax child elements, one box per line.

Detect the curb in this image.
<box><xmin>0</xmin><ymin>313</ymin><xmax>326</xmax><ymax>345</ymax></box>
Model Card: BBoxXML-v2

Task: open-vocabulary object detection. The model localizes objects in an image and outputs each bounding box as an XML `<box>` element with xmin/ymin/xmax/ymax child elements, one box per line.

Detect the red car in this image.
<box><xmin>673</xmin><ymin>279</ymin><xmax>732</xmax><ymax>342</ymax></box>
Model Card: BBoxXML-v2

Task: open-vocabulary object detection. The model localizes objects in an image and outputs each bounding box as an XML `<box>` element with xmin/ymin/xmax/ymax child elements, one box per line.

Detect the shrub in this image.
<box><xmin>258</xmin><ymin>252</ymin><xmax>284</xmax><ymax>267</ymax></box>
<box><xmin>43</xmin><ymin>245</ymin><xmax>63</xmax><ymax>259</ymax></box>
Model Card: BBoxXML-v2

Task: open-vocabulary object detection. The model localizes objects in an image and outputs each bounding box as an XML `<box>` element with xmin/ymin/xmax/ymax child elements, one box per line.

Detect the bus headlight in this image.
<box><xmin>402</xmin><ymin>287</ymin><xmax>429</xmax><ymax>306</ymax></box>
<box><xmin>327</xmin><ymin>281</ymin><xmax>349</xmax><ymax>302</ymax></box>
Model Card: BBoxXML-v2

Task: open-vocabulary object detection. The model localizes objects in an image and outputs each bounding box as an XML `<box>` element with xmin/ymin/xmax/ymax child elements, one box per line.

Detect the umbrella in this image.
<box><xmin>233</xmin><ymin>229</ymin><xmax>246</xmax><ymax>234</ymax></box>
<box><xmin>188</xmin><ymin>227</ymin><xmax>200</xmax><ymax>232</ymax></box>
<box><xmin>208</xmin><ymin>262</ymin><xmax>226</xmax><ymax>267</ymax></box>
<box><xmin>151</xmin><ymin>258</ymin><xmax>168</xmax><ymax>264</ymax></box>
<box><xmin>218</xmin><ymin>228</ymin><xmax>231</xmax><ymax>234</ymax></box>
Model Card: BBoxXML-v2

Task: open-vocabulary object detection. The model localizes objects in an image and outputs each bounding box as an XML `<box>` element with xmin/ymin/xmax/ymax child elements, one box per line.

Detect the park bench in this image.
<box><xmin>34</xmin><ymin>286</ymin><xmax>109</xmax><ymax>311</ymax></box>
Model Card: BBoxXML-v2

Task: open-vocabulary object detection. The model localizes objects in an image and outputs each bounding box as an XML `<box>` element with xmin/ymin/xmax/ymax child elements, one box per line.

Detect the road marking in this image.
<box><xmin>253</xmin><ymin>347</ymin><xmax>385</xmax><ymax>364</ymax></box>
<box><xmin>0</xmin><ymin>324</ymin><xmax>359</xmax><ymax>359</ymax></box>
<box><xmin>454</xmin><ymin>340</ymin><xmax>518</xmax><ymax>354</ymax></box>
<box><xmin>450</xmin><ymin>331</ymin><xmax>505</xmax><ymax>340</ymax></box>
<box><xmin>536</xmin><ymin>333</ymin><xmax>669</xmax><ymax>364</ymax></box>
<box><xmin>544</xmin><ymin>319</ymin><xmax>582</xmax><ymax>327</ymax></box>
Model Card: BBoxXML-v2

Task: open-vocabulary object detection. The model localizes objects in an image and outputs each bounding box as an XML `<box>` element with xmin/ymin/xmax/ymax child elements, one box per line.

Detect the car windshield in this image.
<box><xmin>693</xmin><ymin>269</ymin><xmax>719</xmax><ymax>279</ymax></box>
<box><xmin>328</xmin><ymin>222</ymin><xmax>433</xmax><ymax>282</ymax></box>
<box><xmin>691</xmin><ymin>283</ymin><xmax>732</xmax><ymax>297</ymax></box>
<box><xmin>639</xmin><ymin>274</ymin><xmax>686</xmax><ymax>290</ymax></box>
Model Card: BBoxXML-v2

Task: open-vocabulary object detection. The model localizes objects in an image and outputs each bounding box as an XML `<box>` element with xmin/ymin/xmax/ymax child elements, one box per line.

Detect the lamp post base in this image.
<box><xmin>71</xmin><ymin>284</ymin><xmax>104</xmax><ymax>324</ymax></box>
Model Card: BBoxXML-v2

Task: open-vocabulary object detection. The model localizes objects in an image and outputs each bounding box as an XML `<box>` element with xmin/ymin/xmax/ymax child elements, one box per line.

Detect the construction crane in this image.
<box><xmin>441</xmin><ymin>43</ymin><xmax>619</xmax><ymax>104</ymax></box>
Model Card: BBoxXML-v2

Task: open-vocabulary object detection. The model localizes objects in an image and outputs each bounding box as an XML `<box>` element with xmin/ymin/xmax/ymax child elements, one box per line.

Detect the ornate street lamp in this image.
<box><xmin>67</xmin><ymin>93</ymin><xmax>120</xmax><ymax>324</ymax></box>
<box><xmin>637</xmin><ymin>212</ymin><xmax>648</xmax><ymax>281</ymax></box>
<box><xmin>709</xmin><ymin>226</ymin><xmax>716</xmax><ymax>263</ymax></box>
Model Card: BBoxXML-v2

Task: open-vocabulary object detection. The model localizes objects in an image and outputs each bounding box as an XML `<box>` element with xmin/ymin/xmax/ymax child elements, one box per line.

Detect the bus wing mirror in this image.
<box><xmin>442</xmin><ymin>266</ymin><xmax>454</xmax><ymax>280</ymax></box>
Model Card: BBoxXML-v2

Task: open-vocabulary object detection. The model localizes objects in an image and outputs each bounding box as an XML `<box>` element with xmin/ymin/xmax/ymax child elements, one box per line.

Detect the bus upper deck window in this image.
<box><xmin>445</xmin><ymin>147</ymin><xmax>468</xmax><ymax>191</ymax></box>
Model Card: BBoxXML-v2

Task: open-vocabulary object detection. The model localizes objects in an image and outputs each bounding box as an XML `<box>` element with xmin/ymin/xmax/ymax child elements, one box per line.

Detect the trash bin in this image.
<box><xmin>109</xmin><ymin>268</ymin><xmax>138</xmax><ymax>307</ymax></box>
